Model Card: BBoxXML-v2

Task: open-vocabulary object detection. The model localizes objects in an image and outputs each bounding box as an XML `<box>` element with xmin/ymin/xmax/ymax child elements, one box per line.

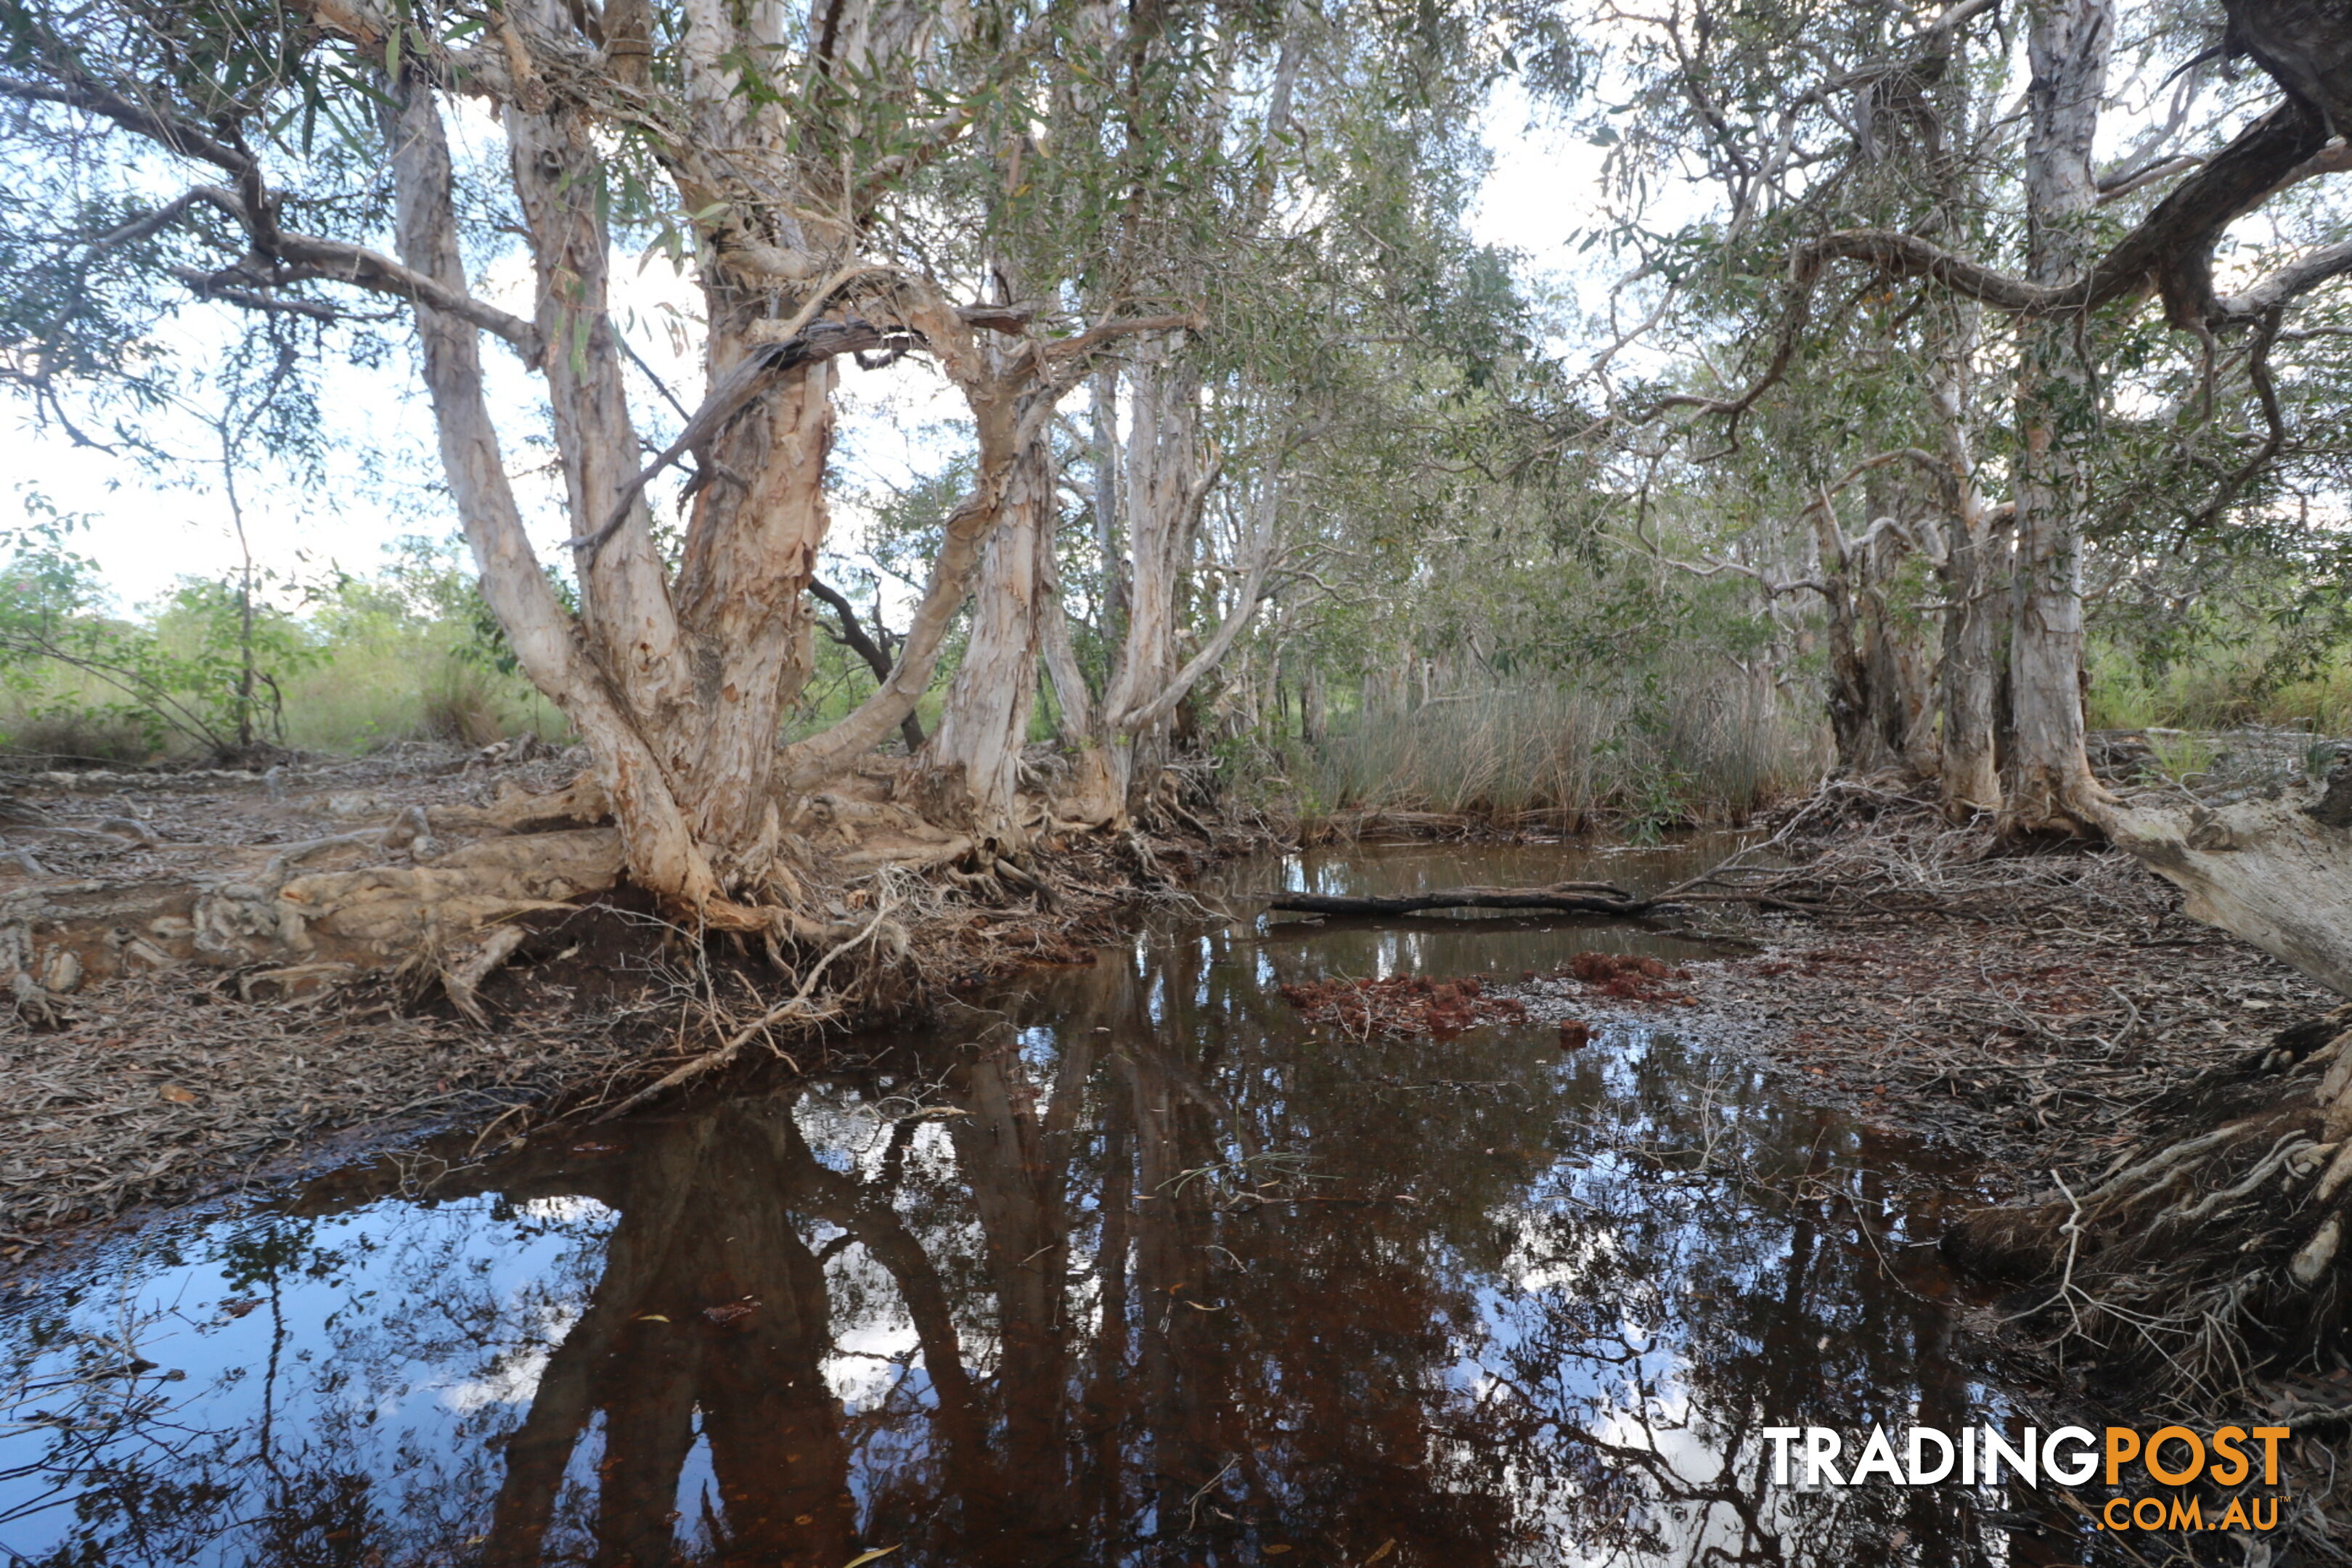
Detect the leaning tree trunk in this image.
<box><xmin>2099</xmin><ymin>763</ymin><xmax>2352</xmax><ymax>997</ymax></box>
<box><xmin>2005</xmin><ymin>0</ymin><xmax>2114</xmax><ymax>833</ymax></box>
<box><xmin>390</xmin><ymin>52</ymin><xmax>1073</xmax><ymax>925</ymax></box>
<box><xmin>385</xmin><ymin>71</ymin><xmax>732</xmax><ymax>915</ymax></box>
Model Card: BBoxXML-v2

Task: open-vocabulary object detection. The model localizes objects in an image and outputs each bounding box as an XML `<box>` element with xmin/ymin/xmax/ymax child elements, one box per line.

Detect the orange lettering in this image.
<box><xmin>2250</xmin><ymin>1426</ymin><xmax>2290</xmax><ymax>1485</ymax></box>
<box><xmin>2145</xmin><ymin>1426</ymin><xmax>2204</xmax><ymax>1485</ymax></box>
<box><xmin>2104</xmin><ymin>1426</ymin><xmax>2142</xmax><ymax>1485</ymax></box>
<box><xmin>2210</xmin><ymin>1427</ymin><xmax>2250</xmax><ymax>1487</ymax></box>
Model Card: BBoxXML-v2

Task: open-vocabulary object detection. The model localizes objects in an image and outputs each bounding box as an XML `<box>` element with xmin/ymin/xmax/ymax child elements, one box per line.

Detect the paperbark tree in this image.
<box><xmin>910</xmin><ymin>419</ymin><xmax>1055</xmax><ymax>842</ymax></box>
<box><xmin>1922</xmin><ymin>297</ymin><xmax>2009</xmax><ymax>817</ymax></box>
<box><xmin>1584</xmin><ymin>0</ymin><xmax>2350</xmax><ymax>834</ymax></box>
<box><xmin>2004</xmin><ymin>0</ymin><xmax>2114</xmax><ymax>830</ymax></box>
<box><xmin>0</xmin><ymin>0</ymin><xmax>1190</xmax><ymax>927</ymax></box>
<box><xmin>1052</xmin><ymin>354</ymin><xmax>1289</xmax><ymax>828</ymax></box>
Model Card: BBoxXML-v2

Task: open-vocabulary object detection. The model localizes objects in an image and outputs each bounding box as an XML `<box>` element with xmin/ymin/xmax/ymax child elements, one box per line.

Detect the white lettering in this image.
<box><xmin>1850</xmin><ymin>1426</ymin><xmax>1903</xmax><ymax>1484</ymax></box>
<box><xmin>1803</xmin><ymin>1426</ymin><xmax>1847</xmax><ymax>1488</ymax></box>
<box><xmin>2041</xmin><ymin>1426</ymin><xmax>2098</xmax><ymax>1487</ymax></box>
<box><xmin>1907</xmin><ymin>1427</ymin><xmax>1956</xmax><ymax>1485</ymax></box>
<box><xmin>1982</xmin><ymin>1426</ymin><xmax>2038</xmax><ymax>1487</ymax></box>
<box><xmin>1760</xmin><ymin>1427</ymin><xmax>1802</xmax><ymax>1487</ymax></box>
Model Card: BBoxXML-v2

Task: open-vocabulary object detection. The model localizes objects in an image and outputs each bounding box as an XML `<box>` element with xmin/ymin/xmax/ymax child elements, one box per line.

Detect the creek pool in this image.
<box><xmin>0</xmin><ymin>842</ymin><xmax>2078</xmax><ymax>1567</ymax></box>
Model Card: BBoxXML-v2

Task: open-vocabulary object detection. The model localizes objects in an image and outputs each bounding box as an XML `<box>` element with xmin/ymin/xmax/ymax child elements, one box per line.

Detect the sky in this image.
<box><xmin>0</xmin><ymin>84</ymin><xmax>1604</xmax><ymax>613</ymax></box>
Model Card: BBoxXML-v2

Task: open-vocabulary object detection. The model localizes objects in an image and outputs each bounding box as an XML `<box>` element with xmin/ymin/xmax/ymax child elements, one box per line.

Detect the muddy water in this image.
<box><xmin>0</xmin><ymin>843</ymin><xmax>2051</xmax><ymax>1567</ymax></box>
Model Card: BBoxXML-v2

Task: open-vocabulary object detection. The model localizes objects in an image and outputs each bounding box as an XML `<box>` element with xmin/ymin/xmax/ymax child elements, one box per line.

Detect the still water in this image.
<box><xmin>0</xmin><ymin>844</ymin><xmax>2065</xmax><ymax>1567</ymax></box>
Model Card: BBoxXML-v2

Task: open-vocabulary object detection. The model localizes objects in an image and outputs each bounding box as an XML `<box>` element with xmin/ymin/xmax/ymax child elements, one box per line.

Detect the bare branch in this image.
<box><xmin>2215</xmin><ymin>240</ymin><xmax>2352</xmax><ymax>317</ymax></box>
<box><xmin>269</xmin><ymin>231</ymin><xmax>543</xmax><ymax>352</ymax></box>
<box><xmin>167</xmin><ymin>265</ymin><xmax>342</xmax><ymax>322</ymax></box>
<box><xmin>0</xmin><ymin>74</ymin><xmax>253</xmax><ymax>173</ymax></box>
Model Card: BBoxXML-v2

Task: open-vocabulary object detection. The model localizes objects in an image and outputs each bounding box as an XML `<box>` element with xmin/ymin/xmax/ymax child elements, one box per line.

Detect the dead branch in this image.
<box><xmin>592</xmin><ymin>894</ymin><xmax>900</xmax><ymax>1122</ymax></box>
<box><xmin>1264</xmin><ymin>882</ymin><xmax>1643</xmax><ymax>918</ymax></box>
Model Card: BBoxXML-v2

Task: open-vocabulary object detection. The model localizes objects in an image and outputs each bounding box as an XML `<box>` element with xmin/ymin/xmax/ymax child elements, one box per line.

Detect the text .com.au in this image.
<box><xmin>1760</xmin><ymin>1424</ymin><xmax>2290</xmax><ymax>1532</ymax></box>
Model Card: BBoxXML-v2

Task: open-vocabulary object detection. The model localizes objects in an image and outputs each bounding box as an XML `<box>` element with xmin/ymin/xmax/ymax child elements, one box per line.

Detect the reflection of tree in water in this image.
<box><xmin>1</xmin><ymin>926</ymin><xmax>2021</xmax><ymax>1567</ymax></box>
<box><xmin>1478</xmin><ymin>1041</ymin><xmax>2003</xmax><ymax>1566</ymax></box>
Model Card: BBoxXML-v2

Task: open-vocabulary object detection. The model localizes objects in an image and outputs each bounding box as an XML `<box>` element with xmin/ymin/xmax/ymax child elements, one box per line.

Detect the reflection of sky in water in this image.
<box><xmin>0</xmin><ymin>1194</ymin><xmax>616</xmax><ymax>1566</ymax></box>
<box><xmin>1</xmin><ymin>841</ymin><xmax>2033</xmax><ymax>1567</ymax></box>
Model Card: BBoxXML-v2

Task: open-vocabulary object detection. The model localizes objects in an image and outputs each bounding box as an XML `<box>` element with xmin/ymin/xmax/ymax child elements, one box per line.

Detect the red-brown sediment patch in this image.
<box><xmin>1278</xmin><ymin>975</ymin><xmax>1530</xmax><ymax>1040</ymax></box>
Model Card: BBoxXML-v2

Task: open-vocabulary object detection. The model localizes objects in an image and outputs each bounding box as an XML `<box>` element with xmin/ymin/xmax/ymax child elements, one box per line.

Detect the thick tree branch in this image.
<box><xmin>1791</xmin><ymin>97</ymin><xmax>2334</xmax><ymax>324</ymax></box>
<box><xmin>2216</xmin><ymin>240</ymin><xmax>2352</xmax><ymax>316</ymax></box>
<box><xmin>268</xmin><ymin>232</ymin><xmax>544</xmax><ymax>351</ymax></box>
<box><xmin>1669</xmin><ymin>96</ymin><xmax>2337</xmax><ymax>436</ymax></box>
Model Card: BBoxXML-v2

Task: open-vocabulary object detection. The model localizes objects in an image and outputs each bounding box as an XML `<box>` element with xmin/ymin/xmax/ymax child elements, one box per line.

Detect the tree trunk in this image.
<box><xmin>1924</xmin><ymin>298</ymin><xmax>2006</xmax><ymax>817</ymax></box>
<box><xmin>1938</xmin><ymin>513</ymin><xmax>2009</xmax><ymax>814</ymax></box>
<box><xmin>1809</xmin><ymin>492</ymin><xmax>1880</xmax><ymax>774</ymax></box>
<box><xmin>915</xmin><ymin>435</ymin><xmax>1053</xmax><ymax>842</ymax></box>
<box><xmin>1856</xmin><ymin>472</ymin><xmax>1940</xmax><ymax>779</ymax></box>
<box><xmin>384</xmin><ymin>71</ymin><xmax>732</xmax><ymax>915</ymax></box>
<box><xmin>2006</xmin><ymin>0</ymin><xmax>2114</xmax><ymax>832</ymax></box>
<box><xmin>669</xmin><ymin>323</ymin><xmax>834</xmax><ymax>867</ymax></box>
<box><xmin>2099</xmin><ymin>769</ymin><xmax>2352</xmax><ymax>998</ymax></box>
<box><xmin>385</xmin><ymin>57</ymin><xmax>1085</xmax><ymax>923</ymax></box>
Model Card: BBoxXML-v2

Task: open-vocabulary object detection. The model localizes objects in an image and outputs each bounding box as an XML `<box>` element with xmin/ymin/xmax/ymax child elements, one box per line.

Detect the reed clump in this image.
<box><xmin>1298</xmin><ymin>677</ymin><xmax>1828</xmax><ymax>830</ymax></box>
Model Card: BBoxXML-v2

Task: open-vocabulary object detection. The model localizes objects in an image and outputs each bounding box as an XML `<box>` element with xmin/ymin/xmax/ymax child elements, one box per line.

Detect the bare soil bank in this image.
<box><xmin>0</xmin><ymin>745</ymin><xmax>1224</xmax><ymax>1260</ymax></box>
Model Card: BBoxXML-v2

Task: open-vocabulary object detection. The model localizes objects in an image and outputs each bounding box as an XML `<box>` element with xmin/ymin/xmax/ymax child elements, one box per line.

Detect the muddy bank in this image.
<box><xmin>1511</xmin><ymin>883</ymin><xmax>2335</xmax><ymax>1185</ymax></box>
<box><xmin>0</xmin><ymin>749</ymin><xmax>1224</xmax><ymax>1258</ymax></box>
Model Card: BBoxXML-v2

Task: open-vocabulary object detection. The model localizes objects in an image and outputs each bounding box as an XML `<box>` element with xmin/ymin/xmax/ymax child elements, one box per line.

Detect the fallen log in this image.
<box><xmin>2096</xmin><ymin>755</ymin><xmax>2352</xmax><ymax>1000</ymax></box>
<box><xmin>1264</xmin><ymin>881</ymin><xmax>1645</xmax><ymax>918</ymax></box>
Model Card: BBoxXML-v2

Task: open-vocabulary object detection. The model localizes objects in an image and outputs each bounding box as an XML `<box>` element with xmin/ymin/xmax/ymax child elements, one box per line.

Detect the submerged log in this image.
<box><xmin>1264</xmin><ymin>881</ymin><xmax>1645</xmax><ymax>918</ymax></box>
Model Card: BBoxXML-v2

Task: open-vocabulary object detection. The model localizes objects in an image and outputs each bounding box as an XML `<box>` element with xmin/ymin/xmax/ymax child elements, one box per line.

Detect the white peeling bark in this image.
<box><xmin>2006</xmin><ymin>0</ymin><xmax>2114</xmax><ymax>830</ymax></box>
<box><xmin>384</xmin><ymin>72</ymin><xmax>728</xmax><ymax>912</ymax></box>
<box><xmin>1926</xmin><ymin>301</ymin><xmax>2005</xmax><ymax>816</ymax></box>
<box><xmin>2100</xmin><ymin>777</ymin><xmax>2352</xmax><ymax>997</ymax></box>
<box><xmin>777</xmin><ymin>321</ymin><xmax>1021</xmax><ymax>789</ymax></box>
<box><xmin>915</xmin><ymin>436</ymin><xmax>1053</xmax><ymax>841</ymax></box>
<box><xmin>506</xmin><ymin>106</ymin><xmax>693</xmax><ymax>743</ymax></box>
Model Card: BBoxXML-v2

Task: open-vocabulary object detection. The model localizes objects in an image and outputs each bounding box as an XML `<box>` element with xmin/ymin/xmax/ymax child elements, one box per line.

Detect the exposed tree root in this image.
<box><xmin>591</xmin><ymin>889</ymin><xmax>907</xmax><ymax>1122</ymax></box>
<box><xmin>0</xmin><ymin>748</ymin><xmax>1238</xmax><ymax>1246</ymax></box>
<box><xmin>1948</xmin><ymin>1006</ymin><xmax>2352</xmax><ymax>1403</ymax></box>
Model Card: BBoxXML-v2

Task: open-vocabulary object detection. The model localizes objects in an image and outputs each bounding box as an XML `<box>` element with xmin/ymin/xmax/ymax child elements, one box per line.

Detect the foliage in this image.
<box><xmin>1</xmin><ymin>495</ymin><xmax>311</xmax><ymax>757</ymax></box>
<box><xmin>0</xmin><ymin>511</ymin><xmax>565</xmax><ymax>759</ymax></box>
